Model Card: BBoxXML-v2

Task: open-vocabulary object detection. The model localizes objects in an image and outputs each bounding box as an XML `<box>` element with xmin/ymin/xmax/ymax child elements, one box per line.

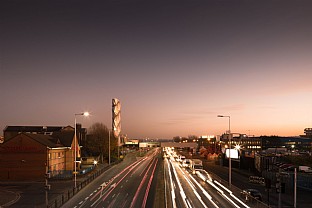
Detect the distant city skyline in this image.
<box><xmin>1</xmin><ymin>0</ymin><xmax>312</xmax><ymax>139</ymax></box>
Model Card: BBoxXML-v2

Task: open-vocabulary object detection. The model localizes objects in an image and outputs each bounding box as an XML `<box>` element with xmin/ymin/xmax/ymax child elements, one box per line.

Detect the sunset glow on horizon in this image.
<box><xmin>1</xmin><ymin>0</ymin><xmax>312</xmax><ymax>139</ymax></box>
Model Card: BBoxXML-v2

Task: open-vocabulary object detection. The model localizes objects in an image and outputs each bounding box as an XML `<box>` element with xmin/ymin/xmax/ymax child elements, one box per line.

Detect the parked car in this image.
<box><xmin>241</xmin><ymin>189</ymin><xmax>262</xmax><ymax>202</ymax></box>
<box><xmin>279</xmin><ymin>163</ymin><xmax>293</xmax><ymax>169</ymax></box>
<box><xmin>284</xmin><ymin>165</ymin><xmax>295</xmax><ymax>171</ymax></box>
<box><xmin>299</xmin><ymin>166</ymin><xmax>312</xmax><ymax>173</ymax></box>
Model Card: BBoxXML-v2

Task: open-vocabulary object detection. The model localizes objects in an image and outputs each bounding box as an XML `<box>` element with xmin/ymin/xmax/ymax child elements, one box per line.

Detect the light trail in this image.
<box><xmin>100</xmin><ymin>157</ymin><xmax>145</xmax><ymax>203</ymax></box>
<box><xmin>188</xmin><ymin>174</ymin><xmax>219</xmax><ymax>208</ymax></box>
<box><xmin>166</xmin><ymin>158</ymin><xmax>177</xmax><ymax>208</ymax></box>
<box><xmin>170</xmin><ymin>158</ymin><xmax>189</xmax><ymax>208</ymax></box>
<box><xmin>89</xmin><ymin>158</ymin><xmax>143</xmax><ymax>201</ymax></box>
<box><xmin>207</xmin><ymin>180</ymin><xmax>241</xmax><ymax>208</ymax></box>
<box><xmin>182</xmin><ymin>173</ymin><xmax>207</xmax><ymax>208</ymax></box>
<box><xmin>214</xmin><ymin>180</ymin><xmax>250</xmax><ymax>208</ymax></box>
<box><xmin>141</xmin><ymin>158</ymin><xmax>158</xmax><ymax>208</ymax></box>
<box><xmin>129</xmin><ymin>157</ymin><xmax>156</xmax><ymax>208</ymax></box>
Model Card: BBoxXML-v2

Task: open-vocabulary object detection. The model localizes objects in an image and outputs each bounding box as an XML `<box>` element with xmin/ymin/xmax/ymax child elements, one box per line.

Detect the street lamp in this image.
<box><xmin>74</xmin><ymin>112</ymin><xmax>89</xmax><ymax>189</ymax></box>
<box><xmin>108</xmin><ymin>129</ymin><xmax>111</xmax><ymax>166</ymax></box>
<box><xmin>217</xmin><ymin>115</ymin><xmax>232</xmax><ymax>188</ymax></box>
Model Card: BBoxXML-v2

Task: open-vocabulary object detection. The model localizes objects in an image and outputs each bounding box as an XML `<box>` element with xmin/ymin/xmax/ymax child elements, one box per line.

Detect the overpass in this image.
<box><xmin>160</xmin><ymin>142</ymin><xmax>198</xmax><ymax>148</ymax></box>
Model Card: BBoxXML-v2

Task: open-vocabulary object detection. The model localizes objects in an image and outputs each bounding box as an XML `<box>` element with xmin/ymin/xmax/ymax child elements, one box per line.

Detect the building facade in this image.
<box><xmin>0</xmin><ymin>128</ymin><xmax>81</xmax><ymax>181</ymax></box>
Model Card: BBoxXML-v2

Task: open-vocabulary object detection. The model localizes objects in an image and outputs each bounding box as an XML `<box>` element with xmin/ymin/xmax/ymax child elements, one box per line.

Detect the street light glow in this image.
<box><xmin>218</xmin><ymin>114</ymin><xmax>232</xmax><ymax>188</ymax></box>
<box><xmin>74</xmin><ymin>111</ymin><xmax>90</xmax><ymax>189</ymax></box>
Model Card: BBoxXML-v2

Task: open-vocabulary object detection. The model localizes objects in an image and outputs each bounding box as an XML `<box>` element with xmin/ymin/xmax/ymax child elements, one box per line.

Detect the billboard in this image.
<box><xmin>225</xmin><ymin>149</ymin><xmax>239</xmax><ymax>159</ymax></box>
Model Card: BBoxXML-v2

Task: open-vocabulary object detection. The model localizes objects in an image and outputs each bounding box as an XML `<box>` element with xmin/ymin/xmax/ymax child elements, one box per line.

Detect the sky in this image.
<box><xmin>1</xmin><ymin>0</ymin><xmax>312</xmax><ymax>139</ymax></box>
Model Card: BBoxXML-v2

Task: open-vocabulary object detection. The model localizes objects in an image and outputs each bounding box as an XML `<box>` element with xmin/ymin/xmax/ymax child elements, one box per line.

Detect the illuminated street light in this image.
<box><xmin>235</xmin><ymin>144</ymin><xmax>241</xmax><ymax>150</ymax></box>
<box><xmin>74</xmin><ymin>112</ymin><xmax>89</xmax><ymax>189</ymax></box>
<box><xmin>217</xmin><ymin>114</ymin><xmax>232</xmax><ymax>188</ymax></box>
<box><xmin>109</xmin><ymin>129</ymin><xmax>111</xmax><ymax>165</ymax></box>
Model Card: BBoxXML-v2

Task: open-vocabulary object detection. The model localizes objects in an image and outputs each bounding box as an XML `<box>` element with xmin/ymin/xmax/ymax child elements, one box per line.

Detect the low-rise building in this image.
<box><xmin>0</xmin><ymin>127</ymin><xmax>81</xmax><ymax>181</ymax></box>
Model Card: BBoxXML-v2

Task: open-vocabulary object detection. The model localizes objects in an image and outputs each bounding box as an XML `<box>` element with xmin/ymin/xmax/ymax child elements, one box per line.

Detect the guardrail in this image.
<box><xmin>205</xmin><ymin>170</ymin><xmax>269</xmax><ymax>208</ymax></box>
<box><xmin>47</xmin><ymin>161</ymin><xmax>120</xmax><ymax>208</ymax></box>
<box><xmin>249</xmin><ymin>176</ymin><xmax>265</xmax><ymax>185</ymax></box>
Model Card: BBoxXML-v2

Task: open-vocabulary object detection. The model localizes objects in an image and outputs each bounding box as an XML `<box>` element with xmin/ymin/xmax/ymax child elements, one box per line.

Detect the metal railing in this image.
<box><xmin>47</xmin><ymin>161</ymin><xmax>120</xmax><ymax>208</ymax></box>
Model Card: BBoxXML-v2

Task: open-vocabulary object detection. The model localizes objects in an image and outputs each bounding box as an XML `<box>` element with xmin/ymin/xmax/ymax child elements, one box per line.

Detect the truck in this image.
<box><xmin>299</xmin><ymin>166</ymin><xmax>312</xmax><ymax>173</ymax></box>
<box><xmin>190</xmin><ymin>159</ymin><xmax>203</xmax><ymax>174</ymax></box>
<box><xmin>178</xmin><ymin>155</ymin><xmax>186</xmax><ymax>163</ymax></box>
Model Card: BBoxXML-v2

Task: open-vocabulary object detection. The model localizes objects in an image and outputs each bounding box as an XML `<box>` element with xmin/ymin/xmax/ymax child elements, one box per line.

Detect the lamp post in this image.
<box><xmin>218</xmin><ymin>115</ymin><xmax>231</xmax><ymax>188</ymax></box>
<box><xmin>108</xmin><ymin>129</ymin><xmax>111</xmax><ymax>165</ymax></box>
<box><xmin>74</xmin><ymin>112</ymin><xmax>89</xmax><ymax>189</ymax></box>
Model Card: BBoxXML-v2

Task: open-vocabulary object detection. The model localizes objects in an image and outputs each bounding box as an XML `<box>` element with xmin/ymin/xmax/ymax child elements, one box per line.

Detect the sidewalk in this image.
<box><xmin>0</xmin><ymin>163</ymin><xmax>110</xmax><ymax>207</ymax></box>
<box><xmin>0</xmin><ymin>189</ymin><xmax>19</xmax><ymax>207</ymax></box>
<box><xmin>0</xmin><ymin>152</ymin><xmax>141</xmax><ymax>208</ymax></box>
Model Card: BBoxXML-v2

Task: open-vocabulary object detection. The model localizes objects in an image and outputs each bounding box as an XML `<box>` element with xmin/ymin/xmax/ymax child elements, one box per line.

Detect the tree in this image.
<box><xmin>173</xmin><ymin>136</ymin><xmax>181</xmax><ymax>143</ymax></box>
<box><xmin>188</xmin><ymin>135</ymin><xmax>198</xmax><ymax>142</ymax></box>
<box><xmin>85</xmin><ymin>123</ymin><xmax>118</xmax><ymax>163</ymax></box>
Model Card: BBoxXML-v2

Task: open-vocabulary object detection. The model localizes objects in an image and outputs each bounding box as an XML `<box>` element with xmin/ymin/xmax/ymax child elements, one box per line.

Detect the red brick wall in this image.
<box><xmin>0</xmin><ymin>134</ymin><xmax>47</xmax><ymax>181</ymax></box>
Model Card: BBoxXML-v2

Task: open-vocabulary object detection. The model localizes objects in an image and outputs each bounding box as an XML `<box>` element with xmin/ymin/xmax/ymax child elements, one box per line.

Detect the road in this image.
<box><xmin>163</xmin><ymin>148</ymin><xmax>255</xmax><ymax>208</ymax></box>
<box><xmin>62</xmin><ymin>148</ymin><xmax>161</xmax><ymax>208</ymax></box>
<box><xmin>63</xmin><ymin>148</ymin><xmax>254</xmax><ymax>208</ymax></box>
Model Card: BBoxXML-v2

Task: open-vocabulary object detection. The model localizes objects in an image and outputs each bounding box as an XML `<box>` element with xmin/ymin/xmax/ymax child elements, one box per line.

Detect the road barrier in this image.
<box><xmin>47</xmin><ymin>161</ymin><xmax>120</xmax><ymax>208</ymax></box>
<box><xmin>249</xmin><ymin>176</ymin><xmax>265</xmax><ymax>185</ymax></box>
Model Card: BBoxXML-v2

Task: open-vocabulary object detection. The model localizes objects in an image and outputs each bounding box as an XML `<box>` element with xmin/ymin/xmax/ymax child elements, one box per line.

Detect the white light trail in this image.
<box><xmin>170</xmin><ymin>159</ymin><xmax>189</xmax><ymax>208</ymax></box>
<box><xmin>182</xmin><ymin>173</ymin><xmax>207</xmax><ymax>208</ymax></box>
<box><xmin>207</xmin><ymin>180</ymin><xmax>241</xmax><ymax>208</ymax></box>
<box><xmin>189</xmin><ymin>174</ymin><xmax>219</xmax><ymax>208</ymax></box>
<box><xmin>214</xmin><ymin>180</ymin><xmax>250</xmax><ymax>208</ymax></box>
<box><xmin>167</xmin><ymin>158</ymin><xmax>177</xmax><ymax>208</ymax></box>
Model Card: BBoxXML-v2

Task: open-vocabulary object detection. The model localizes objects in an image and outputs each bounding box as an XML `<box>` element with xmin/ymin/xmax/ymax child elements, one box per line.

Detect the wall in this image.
<box><xmin>0</xmin><ymin>134</ymin><xmax>47</xmax><ymax>180</ymax></box>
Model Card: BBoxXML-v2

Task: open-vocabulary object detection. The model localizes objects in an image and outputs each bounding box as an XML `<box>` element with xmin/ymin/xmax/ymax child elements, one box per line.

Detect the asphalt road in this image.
<box><xmin>203</xmin><ymin>159</ymin><xmax>312</xmax><ymax>208</ymax></box>
<box><xmin>61</xmin><ymin>148</ymin><xmax>161</xmax><ymax>208</ymax></box>
<box><xmin>164</xmin><ymin>149</ymin><xmax>254</xmax><ymax>208</ymax></box>
<box><xmin>3</xmin><ymin>150</ymin><xmax>311</xmax><ymax>208</ymax></box>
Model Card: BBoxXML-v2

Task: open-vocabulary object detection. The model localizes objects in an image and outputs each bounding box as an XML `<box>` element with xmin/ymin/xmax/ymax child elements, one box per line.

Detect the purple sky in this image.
<box><xmin>1</xmin><ymin>0</ymin><xmax>312</xmax><ymax>139</ymax></box>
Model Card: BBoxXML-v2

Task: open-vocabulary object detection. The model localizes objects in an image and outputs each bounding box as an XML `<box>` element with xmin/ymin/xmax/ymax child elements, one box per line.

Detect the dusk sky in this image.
<box><xmin>1</xmin><ymin>0</ymin><xmax>312</xmax><ymax>139</ymax></box>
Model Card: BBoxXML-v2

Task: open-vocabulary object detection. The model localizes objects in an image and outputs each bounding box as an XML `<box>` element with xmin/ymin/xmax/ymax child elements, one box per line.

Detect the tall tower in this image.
<box><xmin>112</xmin><ymin>98</ymin><xmax>121</xmax><ymax>142</ymax></box>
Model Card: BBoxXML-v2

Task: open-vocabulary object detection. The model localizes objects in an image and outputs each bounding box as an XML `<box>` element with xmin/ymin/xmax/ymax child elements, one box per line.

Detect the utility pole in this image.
<box><xmin>277</xmin><ymin>168</ymin><xmax>282</xmax><ymax>208</ymax></box>
<box><xmin>294</xmin><ymin>168</ymin><xmax>297</xmax><ymax>208</ymax></box>
<box><xmin>45</xmin><ymin>160</ymin><xmax>51</xmax><ymax>208</ymax></box>
<box><xmin>108</xmin><ymin>130</ymin><xmax>111</xmax><ymax>165</ymax></box>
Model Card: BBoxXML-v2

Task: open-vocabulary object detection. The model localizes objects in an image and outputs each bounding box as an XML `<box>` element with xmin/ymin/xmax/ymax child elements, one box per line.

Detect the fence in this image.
<box><xmin>262</xmin><ymin>170</ymin><xmax>312</xmax><ymax>191</ymax></box>
<box><xmin>206</xmin><ymin>170</ymin><xmax>270</xmax><ymax>208</ymax></box>
<box><xmin>47</xmin><ymin>161</ymin><xmax>120</xmax><ymax>208</ymax></box>
<box><xmin>249</xmin><ymin>175</ymin><xmax>265</xmax><ymax>185</ymax></box>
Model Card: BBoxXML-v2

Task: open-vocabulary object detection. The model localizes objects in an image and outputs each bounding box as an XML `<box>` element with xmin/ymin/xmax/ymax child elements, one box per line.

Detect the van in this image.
<box><xmin>299</xmin><ymin>166</ymin><xmax>312</xmax><ymax>173</ymax></box>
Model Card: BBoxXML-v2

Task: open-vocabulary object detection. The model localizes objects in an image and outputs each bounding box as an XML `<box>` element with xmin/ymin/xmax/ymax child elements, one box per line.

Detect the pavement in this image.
<box><xmin>0</xmin><ymin>163</ymin><xmax>111</xmax><ymax>207</ymax></box>
<box><xmin>0</xmin><ymin>152</ymin><xmax>141</xmax><ymax>208</ymax></box>
<box><xmin>0</xmin><ymin>189</ymin><xmax>20</xmax><ymax>207</ymax></box>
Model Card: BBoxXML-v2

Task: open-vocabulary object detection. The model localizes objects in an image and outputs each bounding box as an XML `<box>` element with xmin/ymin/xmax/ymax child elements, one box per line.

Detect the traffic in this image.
<box><xmin>163</xmin><ymin>147</ymin><xmax>252</xmax><ymax>208</ymax></box>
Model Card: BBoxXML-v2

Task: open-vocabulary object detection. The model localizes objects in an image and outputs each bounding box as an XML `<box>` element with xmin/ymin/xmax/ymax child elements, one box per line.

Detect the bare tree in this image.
<box><xmin>86</xmin><ymin>122</ymin><xmax>118</xmax><ymax>163</ymax></box>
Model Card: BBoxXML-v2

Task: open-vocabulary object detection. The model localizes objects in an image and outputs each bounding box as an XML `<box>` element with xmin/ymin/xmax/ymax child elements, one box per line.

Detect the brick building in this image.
<box><xmin>0</xmin><ymin>127</ymin><xmax>81</xmax><ymax>181</ymax></box>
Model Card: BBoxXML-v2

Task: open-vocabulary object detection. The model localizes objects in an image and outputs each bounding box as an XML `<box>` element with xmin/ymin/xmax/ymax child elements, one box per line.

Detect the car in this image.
<box><xmin>279</xmin><ymin>163</ymin><xmax>293</xmax><ymax>169</ymax></box>
<box><xmin>241</xmin><ymin>189</ymin><xmax>262</xmax><ymax>202</ymax></box>
<box><xmin>284</xmin><ymin>165</ymin><xmax>295</xmax><ymax>171</ymax></box>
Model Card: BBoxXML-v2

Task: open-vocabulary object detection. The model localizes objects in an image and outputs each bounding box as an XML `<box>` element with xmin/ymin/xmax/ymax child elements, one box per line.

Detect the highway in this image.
<box><xmin>62</xmin><ymin>148</ymin><xmax>160</xmax><ymax>208</ymax></box>
<box><xmin>163</xmin><ymin>147</ymin><xmax>252</xmax><ymax>208</ymax></box>
<box><xmin>62</xmin><ymin>147</ymin><xmax>260</xmax><ymax>208</ymax></box>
